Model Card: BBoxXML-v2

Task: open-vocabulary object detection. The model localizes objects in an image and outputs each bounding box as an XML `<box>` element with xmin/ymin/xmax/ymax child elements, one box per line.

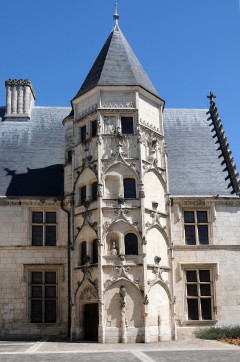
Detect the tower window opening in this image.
<box><xmin>121</xmin><ymin>117</ymin><xmax>133</xmax><ymax>134</ymax></box>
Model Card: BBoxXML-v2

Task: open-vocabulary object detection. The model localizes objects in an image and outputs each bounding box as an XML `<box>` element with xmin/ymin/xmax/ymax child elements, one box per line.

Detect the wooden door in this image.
<box><xmin>84</xmin><ymin>303</ymin><xmax>99</xmax><ymax>341</ymax></box>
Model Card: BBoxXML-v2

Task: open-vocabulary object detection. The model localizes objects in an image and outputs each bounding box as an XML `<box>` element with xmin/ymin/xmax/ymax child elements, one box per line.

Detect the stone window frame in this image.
<box><xmin>103</xmin><ymin>112</ymin><xmax>135</xmax><ymax>135</ymax></box>
<box><xmin>77</xmin><ymin>178</ymin><xmax>98</xmax><ymax>206</ymax></box>
<box><xmin>178</xmin><ymin>262</ymin><xmax>218</xmax><ymax>326</ymax></box>
<box><xmin>183</xmin><ymin>209</ymin><xmax>210</xmax><ymax>245</ymax></box>
<box><xmin>106</xmin><ymin>230</ymin><xmax>139</xmax><ymax>256</ymax></box>
<box><xmin>31</xmin><ymin>210</ymin><xmax>58</xmax><ymax>247</ymax></box>
<box><xmin>23</xmin><ymin>264</ymin><xmax>64</xmax><ymax>324</ymax></box>
<box><xmin>78</xmin><ymin>116</ymin><xmax>97</xmax><ymax>143</ymax></box>
<box><xmin>175</xmin><ymin>204</ymin><xmax>216</xmax><ymax>245</ymax></box>
<box><xmin>79</xmin><ymin>239</ymin><xmax>98</xmax><ymax>265</ymax></box>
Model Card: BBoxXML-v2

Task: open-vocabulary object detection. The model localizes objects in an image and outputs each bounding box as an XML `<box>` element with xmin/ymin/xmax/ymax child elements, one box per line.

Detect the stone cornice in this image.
<box><xmin>0</xmin><ymin>199</ymin><xmax>62</xmax><ymax>207</ymax></box>
<box><xmin>172</xmin><ymin>197</ymin><xmax>240</xmax><ymax>206</ymax></box>
<box><xmin>173</xmin><ymin>245</ymin><xmax>240</xmax><ymax>251</ymax></box>
<box><xmin>5</xmin><ymin>79</ymin><xmax>36</xmax><ymax>99</ymax></box>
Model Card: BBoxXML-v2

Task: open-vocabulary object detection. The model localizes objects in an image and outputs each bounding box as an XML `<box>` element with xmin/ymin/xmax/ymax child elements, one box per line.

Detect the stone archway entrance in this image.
<box><xmin>84</xmin><ymin>303</ymin><xmax>99</xmax><ymax>341</ymax></box>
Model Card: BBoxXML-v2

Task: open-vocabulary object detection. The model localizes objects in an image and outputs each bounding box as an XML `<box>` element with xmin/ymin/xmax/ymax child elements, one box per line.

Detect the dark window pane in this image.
<box><xmin>184</xmin><ymin>211</ymin><xmax>195</xmax><ymax>223</ymax></box>
<box><xmin>45</xmin><ymin>286</ymin><xmax>56</xmax><ymax>298</ymax></box>
<box><xmin>121</xmin><ymin>117</ymin><xmax>133</xmax><ymax>134</ymax></box>
<box><xmin>45</xmin><ymin>272</ymin><xmax>56</xmax><ymax>284</ymax></box>
<box><xmin>123</xmin><ymin>178</ymin><xmax>136</xmax><ymax>198</ymax></box>
<box><xmin>32</xmin><ymin>286</ymin><xmax>42</xmax><ymax>298</ymax></box>
<box><xmin>32</xmin><ymin>212</ymin><xmax>43</xmax><ymax>223</ymax></box>
<box><xmin>125</xmin><ymin>233</ymin><xmax>138</xmax><ymax>255</ymax></box>
<box><xmin>187</xmin><ymin>299</ymin><xmax>199</xmax><ymax>320</ymax></box>
<box><xmin>199</xmin><ymin>270</ymin><xmax>210</xmax><ymax>282</ymax></box>
<box><xmin>200</xmin><ymin>284</ymin><xmax>211</xmax><ymax>296</ymax></box>
<box><xmin>32</xmin><ymin>226</ymin><xmax>43</xmax><ymax>246</ymax></box>
<box><xmin>198</xmin><ymin>225</ymin><xmax>209</xmax><ymax>244</ymax></box>
<box><xmin>45</xmin><ymin>300</ymin><xmax>56</xmax><ymax>323</ymax></box>
<box><xmin>81</xmin><ymin>125</ymin><xmax>87</xmax><ymax>142</ymax></box>
<box><xmin>92</xmin><ymin>239</ymin><xmax>98</xmax><ymax>264</ymax></box>
<box><xmin>45</xmin><ymin>226</ymin><xmax>56</xmax><ymax>246</ymax></box>
<box><xmin>201</xmin><ymin>298</ymin><xmax>212</xmax><ymax>320</ymax></box>
<box><xmin>197</xmin><ymin>211</ymin><xmax>208</xmax><ymax>223</ymax></box>
<box><xmin>186</xmin><ymin>270</ymin><xmax>197</xmax><ymax>282</ymax></box>
<box><xmin>187</xmin><ymin>284</ymin><xmax>198</xmax><ymax>296</ymax></box>
<box><xmin>185</xmin><ymin>225</ymin><xmax>196</xmax><ymax>245</ymax></box>
<box><xmin>81</xmin><ymin>241</ymin><xmax>87</xmax><ymax>265</ymax></box>
<box><xmin>92</xmin><ymin>182</ymin><xmax>98</xmax><ymax>201</ymax></box>
<box><xmin>80</xmin><ymin>186</ymin><xmax>86</xmax><ymax>205</ymax></box>
<box><xmin>31</xmin><ymin>300</ymin><xmax>42</xmax><ymax>323</ymax></box>
<box><xmin>46</xmin><ymin>212</ymin><xmax>56</xmax><ymax>224</ymax></box>
<box><xmin>67</xmin><ymin>150</ymin><xmax>72</xmax><ymax>163</ymax></box>
<box><xmin>32</xmin><ymin>272</ymin><xmax>42</xmax><ymax>284</ymax></box>
<box><xmin>91</xmin><ymin>120</ymin><xmax>97</xmax><ymax>137</ymax></box>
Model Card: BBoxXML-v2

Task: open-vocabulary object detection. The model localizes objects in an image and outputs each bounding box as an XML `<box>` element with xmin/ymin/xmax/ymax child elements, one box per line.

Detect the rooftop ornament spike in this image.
<box><xmin>113</xmin><ymin>2</ymin><xmax>119</xmax><ymax>27</ymax></box>
<box><xmin>207</xmin><ymin>92</ymin><xmax>240</xmax><ymax>196</ymax></box>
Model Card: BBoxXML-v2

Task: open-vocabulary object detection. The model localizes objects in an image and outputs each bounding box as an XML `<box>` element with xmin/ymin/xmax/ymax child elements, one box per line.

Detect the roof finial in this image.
<box><xmin>113</xmin><ymin>2</ymin><xmax>119</xmax><ymax>26</ymax></box>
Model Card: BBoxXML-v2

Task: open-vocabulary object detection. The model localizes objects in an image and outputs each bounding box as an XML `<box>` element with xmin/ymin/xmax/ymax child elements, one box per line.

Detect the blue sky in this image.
<box><xmin>1</xmin><ymin>0</ymin><xmax>240</xmax><ymax>171</ymax></box>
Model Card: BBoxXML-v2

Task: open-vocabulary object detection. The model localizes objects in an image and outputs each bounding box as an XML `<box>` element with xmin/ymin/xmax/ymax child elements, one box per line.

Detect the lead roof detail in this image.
<box><xmin>73</xmin><ymin>25</ymin><xmax>161</xmax><ymax>100</ymax></box>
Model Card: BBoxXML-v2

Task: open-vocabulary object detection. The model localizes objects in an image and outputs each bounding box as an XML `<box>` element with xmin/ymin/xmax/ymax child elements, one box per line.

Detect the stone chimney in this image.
<box><xmin>4</xmin><ymin>79</ymin><xmax>36</xmax><ymax>119</ymax></box>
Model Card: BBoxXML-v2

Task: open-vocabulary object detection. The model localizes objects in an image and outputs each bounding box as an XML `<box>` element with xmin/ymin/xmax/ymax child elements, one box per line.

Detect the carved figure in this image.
<box><xmin>109</xmin><ymin>240</ymin><xmax>118</xmax><ymax>255</ymax></box>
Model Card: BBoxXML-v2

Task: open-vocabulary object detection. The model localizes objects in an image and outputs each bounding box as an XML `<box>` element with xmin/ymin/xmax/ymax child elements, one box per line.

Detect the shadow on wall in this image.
<box><xmin>5</xmin><ymin>164</ymin><xmax>64</xmax><ymax>197</ymax></box>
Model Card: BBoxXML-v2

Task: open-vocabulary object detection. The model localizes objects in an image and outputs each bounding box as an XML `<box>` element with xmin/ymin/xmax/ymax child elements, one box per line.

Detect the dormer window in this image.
<box><xmin>121</xmin><ymin>117</ymin><xmax>133</xmax><ymax>134</ymax></box>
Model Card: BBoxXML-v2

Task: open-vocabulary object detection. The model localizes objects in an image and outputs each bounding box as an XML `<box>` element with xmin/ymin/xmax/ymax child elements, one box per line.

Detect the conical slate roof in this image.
<box><xmin>74</xmin><ymin>25</ymin><xmax>161</xmax><ymax>99</ymax></box>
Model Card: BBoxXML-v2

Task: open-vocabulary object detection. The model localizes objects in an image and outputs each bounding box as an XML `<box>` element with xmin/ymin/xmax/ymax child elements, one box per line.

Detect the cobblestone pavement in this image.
<box><xmin>0</xmin><ymin>340</ymin><xmax>239</xmax><ymax>362</ymax></box>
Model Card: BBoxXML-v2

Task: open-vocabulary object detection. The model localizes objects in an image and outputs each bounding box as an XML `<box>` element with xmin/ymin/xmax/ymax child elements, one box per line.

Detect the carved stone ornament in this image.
<box><xmin>103</xmin><ymin>207</ymin><xmax>139</xmax><ymax>235</ymax></box>
<box><xmin>80</xmin><ymin>286</ymin><xmax>98</xmax><ymax>301</ymax></box>
<box><xmin>75</xmin><ymin>210</ymin><xmax>98</xmax><ymax>242</ymax></box>
<box><xmin>145</xmin><ymin>211</ymin><xmax>165</xmax><ymax>234</ymax></box>
<box><xmin>0</xmin><ymin>199</ymin><xmax>62</xmax><ymax>207</ymax></box>
<box><xmin>97</xmin><ymin>183</ymin><xmax>103</xmax><ymax>197</ymax></box>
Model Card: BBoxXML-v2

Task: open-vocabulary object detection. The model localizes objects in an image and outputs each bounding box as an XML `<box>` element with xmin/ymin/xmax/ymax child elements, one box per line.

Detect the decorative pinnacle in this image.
<box><xmin>113</xmin><ymin>2</ymin><xmax>119</xmax><ymax>26</ymax></box>
<box><xmin>207</xmin><ymin>91</ymin><xmax>216</xmax><ymax>104</ymax></box>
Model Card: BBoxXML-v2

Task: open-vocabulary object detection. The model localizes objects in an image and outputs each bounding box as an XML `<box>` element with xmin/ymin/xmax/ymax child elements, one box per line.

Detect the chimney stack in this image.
<box><xmin>4</xmin><ymin>79</ymin><xmax>36</xmax><ymax>119</ymax></box>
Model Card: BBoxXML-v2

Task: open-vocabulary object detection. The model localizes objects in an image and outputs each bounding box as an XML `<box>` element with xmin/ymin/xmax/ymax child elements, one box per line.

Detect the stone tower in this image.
<box><xmin>64</xmin><ymin>8</ymin><xmax>173</xmax><ymax>343</ymax></box>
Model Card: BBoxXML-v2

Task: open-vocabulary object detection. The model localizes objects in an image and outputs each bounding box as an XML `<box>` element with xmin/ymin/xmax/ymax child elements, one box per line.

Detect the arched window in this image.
<box><xmin>80</xmin><ymin>241</ymin><xmax>87</xmax><ymax>265</ymax></box>
<box><xmin>124</xmin><ymin>233</ymin><xmax>138</xmax><ymax>255</ymax></box>
<box><xmin>92</xmin><ymin>239</ymin><xmax>98</xmax><ymax>264</ymax></box>
<box><xmin>123</xmin><ymin>178</ymin><xmax>136</xmax><ymax>198</ymax></box>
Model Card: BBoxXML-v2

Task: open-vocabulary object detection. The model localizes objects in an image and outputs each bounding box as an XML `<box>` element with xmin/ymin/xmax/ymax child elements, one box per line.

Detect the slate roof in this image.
<box><xmin>0</xmin><ymin>106</ymin><xmax>70</xmax><ymax>197</ymax></box>
<box><xmin>163</xmin><ymin>108</ymin><xmax>237</xmax><ymax>196</ymax></box>
<box><xmin>0</xmin><ymin>106</ymin><xmax>237</xmax><ymax>198</ymax></box>
<box><xmin>73</xmin><ymin>25</ymin><xmax>161</xmax><ymax>100</ymax></box>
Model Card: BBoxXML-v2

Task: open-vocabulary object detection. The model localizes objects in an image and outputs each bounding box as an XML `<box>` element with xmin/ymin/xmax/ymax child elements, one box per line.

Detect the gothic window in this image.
<box><xmin>79</xmin><ymin>185</ymin><xmax>87</xmax><ymax>205</ymax></box>
<box><xmin>123</xmin><ymin>178</ymin><xmax>136</xmax><ymax>198</ymax></box>
<box><xmin>91</xmin><ymin>120</ymin><xmax>97</xmax><ymax>137</ymax></box>
<box><xmin>92</xmin><ymin>239</ymin><xmax>98</xmax><ymax>264</ymax></box>
<box><xmin>124</xmin><ymin>233</ymin><xmax>138</xmax><ymax>255</ymax></box>
<box><xmin>91</xmin><ymin>182</ymin><xmax>98</xmax><ymax>202</ymax></box>
<box><xmin>121</xmin><ymin>117</ymin><xmax>133</xmax><ymax>134</ymax></box>
<box><xmin>80</xmin><ymin>125</ymin><xmax>87</xmax><ymax>142</ymax></box>
<box><xmin>184</xmin><ymin>210</ymin><xmax>209</xmax><ymax>245</ymax></box>
<box><xmin>80</xmin><ymin>241</ymin><xmax>87</xmax><ymax>265</ymax></box>
<box><xmin>186</xmin><ymin>269</ymin><xmax>213</xmax><ymax>320</ymax></box>
<box><xmin>30</xmin><ymin>271</ymin><xmax>57</xmax><ymax>323</ymax></box>
<box><xmin>32</xmin><ymin>211</ymin><xmax>57</xmax><ymax>246</ymax></box>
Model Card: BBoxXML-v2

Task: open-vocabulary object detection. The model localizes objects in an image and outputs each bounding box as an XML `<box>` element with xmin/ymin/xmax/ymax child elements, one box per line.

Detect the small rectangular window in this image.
<box><xmin>67</xmin><ymin>150</ymin><xmax>72</xmax><ymax>163</ymax></box>
<box><xmin>91</xmin><ymin>182</ymin><xmax>98</xmax><ymax>201</ymax></box>
<box><xmin>30</xmin><ymin>271</ymin><xmax>57</xmax><ymax>323</ymax></box>
<box><xmin>186</xmin><ymin>269</ymin><xmax>213</xmax><ymax>321</ymax></box>
<box><xmin>32</xmin><ymin>211</ymin><xmax>57</xmax><ymax>246</ymax></box>
<box><xmin>123</xmin><ymin>178</ymin><xmax>136</xmax><ymax>198</ymax></box>
<box><xmin>184</xmin><ymin>210</ymin><xmax>209</xmax><ymax>245</ymax></box>
<box><xmin>91</xmin><ymin>120</ymin><xmax>97</xmax><ymax>137</ymax></box>
<box><xmin>121</xmin><ymin>117</ymin><xmax>134</xmax><ymax>134</ymax></box>
<box><xmin>80</xmin><ymin>186</ymin><xmax>86</xmax><ymax>205</ymax></box>
<box><xmin>81</xmin><ymin>125</ymin><xmax>87</xmax><ymax>142</ymax></box>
